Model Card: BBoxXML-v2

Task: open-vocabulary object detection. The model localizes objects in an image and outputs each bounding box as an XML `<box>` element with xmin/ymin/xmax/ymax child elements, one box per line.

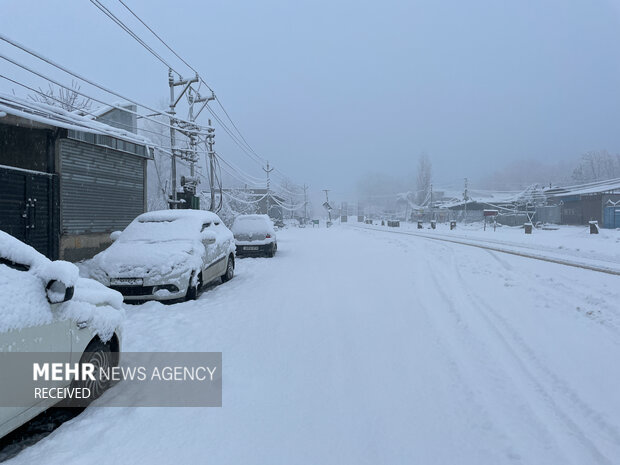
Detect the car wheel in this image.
<box><xmin>268</xmin><ymin>243</ymin><xmax>276</xmax><ymax>257</ymax></box>
<box><xmin>186</xmin><ymin>271</ymin><xmax>201</xmax><ymax>301</ymax></box>
<box><xmin>69</xmin><ymin>339</ymin><xmax>114</xmax><ymax>405</ymax></box>
<box><xmin>221</xmin><ymin>255</ymin><xmax>234</xmax><ymax>283</ymax></box>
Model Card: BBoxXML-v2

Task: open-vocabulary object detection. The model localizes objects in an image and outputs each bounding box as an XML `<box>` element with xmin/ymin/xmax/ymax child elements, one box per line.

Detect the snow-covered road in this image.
<box><xmin>7</xmin><ymin>226</ymin><xmax>620</xmax><ymax>464</ymax></box>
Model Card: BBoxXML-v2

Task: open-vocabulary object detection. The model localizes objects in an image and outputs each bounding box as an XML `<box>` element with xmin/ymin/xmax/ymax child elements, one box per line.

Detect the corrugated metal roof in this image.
<box><xmin>0</xmin><ymin>92</ymin><xmax>151</xmax><ymax>148</ymax></box>
<box><xmin>545</xmin><ymin>178</ymin><xmax>620</xmax><ymax>197</ymax></box>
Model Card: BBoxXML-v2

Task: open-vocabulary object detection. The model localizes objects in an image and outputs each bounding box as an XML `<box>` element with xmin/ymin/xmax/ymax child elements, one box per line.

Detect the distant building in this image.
<box><xmin>440</xmin><ymin>180</ymin><xmax>620</xmax><ymax>227</ymax></box>
<box><xmin>545</xmin><ymin>179</ymin><xmax>620</xmax><ymax>227</ymax></box>
<box><xmin>0</xmin><ymin>94</ymin><xmax>153</xmax><ymax>260</ymax></box>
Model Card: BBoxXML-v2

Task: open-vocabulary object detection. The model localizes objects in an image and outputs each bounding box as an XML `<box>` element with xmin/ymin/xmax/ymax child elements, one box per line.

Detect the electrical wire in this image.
<box><xmin>106</xmin><ymin>2</ymin><xmax>300</xmax><ymax>184</ymax></box>
<box><xmin>90</xmin><ymin>0</ymin><xmax>176</xmax><ymax>71</ymax></box>
<box><xmin>116</xmin><ymin>0</ymin><xmax>214</xmax><ymax>92</ymax></box>
<box><xmin>0</xmin><ymin>74</ymin><xmax>183</xmax><ymax>143</ymax></box>
<box><xmin>0</xmin><ymin>33</ymin><xmax>211</xmax><ymax>132</ymax></box>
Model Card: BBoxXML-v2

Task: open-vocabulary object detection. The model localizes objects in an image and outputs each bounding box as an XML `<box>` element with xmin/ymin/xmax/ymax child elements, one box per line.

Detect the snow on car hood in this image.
<box><xmin>92</xmin><ymin>239</ymin><xmax>204</xmax><ymax>278</ymax></box>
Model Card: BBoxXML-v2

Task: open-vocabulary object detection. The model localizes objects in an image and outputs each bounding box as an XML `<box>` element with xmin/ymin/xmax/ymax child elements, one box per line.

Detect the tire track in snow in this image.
<box><xmin>434</xmin><ymin>245</ymin><xmax>620</xmax><ymax>464</ymax></box>
<box><xmin>363</xmin><ymin>228</ymin><xmax>615</xmax><ymax>464</ymax></box>
<box><xmin>401</xmin><ymin>243</ymin><xmax>525</xmax><ymax>463</ymax></box>
<box><xmin>484</xmin><ymin>249</ymin><xmax>620</xmax><ymax>341</ymax></box>
<box><xmin>378</xmin><ymin>233</ymin><xmax>570</xmax><ymax>464</ymax></box>
<box><xmin>418</xmin><ymin>244</ymin><xmax>576</xmax><ymax>464</ymax></box>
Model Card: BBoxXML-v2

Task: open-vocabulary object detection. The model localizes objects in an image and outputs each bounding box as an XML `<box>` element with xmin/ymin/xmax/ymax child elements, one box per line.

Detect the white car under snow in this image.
<box><xmin>90</xmin><ymin>210</ymin><xmax>236</xmax><ymax>302</ymax></box>
<box><xmin>0</xmin><ymin>231</ymin><xmax>124</xmax><ymax>440</ymax></box>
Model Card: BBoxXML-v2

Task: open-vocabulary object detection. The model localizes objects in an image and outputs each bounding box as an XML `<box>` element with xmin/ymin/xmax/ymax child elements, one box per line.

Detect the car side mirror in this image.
<box><xmin>201</xmin><ymin>231</ymin><xmax>216</xmax><ymax>245</ymax></box>
<box><xmin>110</xmin><ymin>231</ymin><xmax>122</xmax><ymax>242</ymax></box>
<box><xmin>46</xmin><ymin>280</ymin><xmax>74</xmax><ymax>304</ymax></box>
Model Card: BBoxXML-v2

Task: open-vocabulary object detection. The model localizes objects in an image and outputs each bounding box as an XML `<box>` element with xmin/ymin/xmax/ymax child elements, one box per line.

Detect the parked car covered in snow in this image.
<box><xmin>90</xmin><ymin>210</ymin><xmax>236</xmax><ymax>302</ymax></box>
<box><xmin>0</xmin><ymin>231</ymin><xmax>124</xmax><ymax>440</ymax></box>
<box><xmin>232</xmin><ymin>214</ymin><xmax>278</xmax><ymax>257</ymax></box>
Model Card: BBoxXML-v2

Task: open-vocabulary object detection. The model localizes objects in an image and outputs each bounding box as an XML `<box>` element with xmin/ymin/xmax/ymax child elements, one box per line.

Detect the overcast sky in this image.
<box><xmin>2</xmin><ymin>0</ymin><xmax>620</xmax><ymax>198</ymax></box>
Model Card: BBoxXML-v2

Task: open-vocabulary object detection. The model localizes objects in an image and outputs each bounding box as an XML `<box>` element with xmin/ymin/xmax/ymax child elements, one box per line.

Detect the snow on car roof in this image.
<box><xmin>234</xmin><ymin>214</ymin><xmax>271</xmax><ymax>222</ymax></box>
<box><xmin>231</xmin><ymin>214</ymin><xmax>275</xmax><ymax>235</ymax></box>
<box><xmin>116</xmin><ymin>210</ymin><xmax>230</xmax><ymax>246</ymax></box>
<box><xmin>137</xmin><ymin>209</ymin><xmax>223</xmax><ymax>223</ymax></box>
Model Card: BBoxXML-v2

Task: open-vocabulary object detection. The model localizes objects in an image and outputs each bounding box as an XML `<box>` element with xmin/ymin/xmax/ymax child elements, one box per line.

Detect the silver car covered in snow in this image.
<box><xmin>90</xmin><ymin>210</ymin><xmax>236</xmax><ymax>302</ymax></box>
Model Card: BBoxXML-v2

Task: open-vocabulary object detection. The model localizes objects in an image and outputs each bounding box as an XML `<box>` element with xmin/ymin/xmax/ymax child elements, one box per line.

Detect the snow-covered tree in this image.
<box><xmin>572</xmin><ymin>150</ymin><xmax>620</xmax><ymax>183</ymax></box>
<box><xmin>416</xmin><ymin>153</ymin><xmax>432</xmax><ymax>205</ymax></box>
<box><xmin>28</xmin><ymin>80</ymin><xmax>92</xmax><ymax>112</ymax></box>
<box><xmin>216</xmin><ymin>189</ymin><xmax>259</xmax><ymax>227</ymax></box>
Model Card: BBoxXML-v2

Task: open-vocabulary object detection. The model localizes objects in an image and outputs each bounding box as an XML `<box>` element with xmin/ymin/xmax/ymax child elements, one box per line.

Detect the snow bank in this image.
<box><xmin>377</xmin><ymin>221</ymin><xmax>620</xmax><ymax>266</ymax></box>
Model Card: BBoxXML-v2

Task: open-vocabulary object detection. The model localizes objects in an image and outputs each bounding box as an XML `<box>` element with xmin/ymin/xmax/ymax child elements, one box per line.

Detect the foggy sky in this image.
<box><xmin>2</xmin><ymin>0</ymin><xmax>620</xmax><ymax>198</ymax></box>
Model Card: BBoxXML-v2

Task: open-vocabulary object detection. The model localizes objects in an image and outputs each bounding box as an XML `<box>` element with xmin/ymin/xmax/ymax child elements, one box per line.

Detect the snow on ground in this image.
<box><xmin>362</xmin><ymin>220</ymin><xmax>620</xmax><ymax>271</ymax></box>
<box><xmin>414</xmin><ymin>220</ymin><xmax>619</xmax><ymax>261</ymax></box>
<box><xmin>7</xmin><ymin>225</ymin><xmax>620</xmax><ymax>464</ymax></box>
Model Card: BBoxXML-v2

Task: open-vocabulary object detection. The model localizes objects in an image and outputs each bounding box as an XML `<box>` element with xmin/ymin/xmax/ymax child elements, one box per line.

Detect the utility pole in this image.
<box><xmin>168</xmin><ymin>69</ymin><xmax>177</xmax><ymax>207</ymax></box>
<box><xmin>303</xmin><ymin>184</ymin><xmax>308</xmax><ymax>224</ymax></box>
<box><xmin>263</xmin><ymin>162</ymin><xmax>274</xmax><ymax>218</ymax></box>
<box><xmin>429</xmin><ymin>183</ymin><xmax>434</xmax><ymax>220</ymax></box>
<box><xmin>323</xmin><ymin>189</ymin><xmax>332</xmax><ymax>224</ymax></box>
<box><xmin>166</xmin><ymin>68</ymin><xmax>198</xmax><ymax>208</ymax></box>
<box><xmin>189</xmin><ymin>88</ymin><xmax>215</xmax><ymax>210</ymax></box>
<box><xmin>206</xmin><ymin>119</ymin><xmax>216</xmax><ymax>210</ymax></box>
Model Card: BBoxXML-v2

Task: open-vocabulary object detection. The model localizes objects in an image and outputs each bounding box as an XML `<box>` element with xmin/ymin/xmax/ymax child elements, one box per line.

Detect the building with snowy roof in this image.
<box><xmin>544</xmin><ymin>178</ymin><xmax>620</xmax><ymax>227</ymax></box>
<box><xmin>0</xmin><ymin>93</ymin><xmax>153</xmax><ymax>260</ymax></box>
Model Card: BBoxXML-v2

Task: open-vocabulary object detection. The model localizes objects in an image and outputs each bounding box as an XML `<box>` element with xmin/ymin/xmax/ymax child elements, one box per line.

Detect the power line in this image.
<box><xmin>95</xmin><ymin>1</ymin><xmax>266</xmax><ymax>168</ymax></box>
<box><xmin>0</xmin><ymin>33</ymin><xmax>210</xmax><ymax>133</ymax></box>
<box><xmin>90</xmin><ymin>0</ymin><xmax>176</xmax><ymax>71</ymax></box>
<box><xmin>97</xmin><ymin>2</ymin><xmax>298</xmax><ymax>184</ymax></box>
<box><xmin>116</xmin><ymin>0</ymin><xmax>214</xmax><ymax>92</ymax></box>
<box><xmin>0</xmin><ymin>74</ymin><xmax>182</xmax><ymax>144</ymax></box>
<box><xmin>0</xmin><ymin>53</ymin><xmax>205</xmax><ymax>143</ymax></box>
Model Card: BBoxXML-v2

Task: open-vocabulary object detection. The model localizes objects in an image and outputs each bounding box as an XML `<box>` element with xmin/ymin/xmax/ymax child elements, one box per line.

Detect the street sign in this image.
<box><xmin>483</xmin><ymin>209</ymin><xmax>499</xmax><ymax>217</ymax></box>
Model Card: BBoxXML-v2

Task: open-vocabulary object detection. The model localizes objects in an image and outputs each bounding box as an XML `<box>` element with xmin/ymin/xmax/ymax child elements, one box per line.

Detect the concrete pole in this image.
<box><xmin>168</xmin><ymin>68</ymin><xmax>177</xmax><ymax>208</ymax></box>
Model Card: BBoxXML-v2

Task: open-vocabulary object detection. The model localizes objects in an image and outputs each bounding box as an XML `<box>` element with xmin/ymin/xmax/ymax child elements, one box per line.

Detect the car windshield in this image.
<box><xmin>118</xmin><ymin>219</ymin><xmax>200</xmax><ymax>243</ymax></box>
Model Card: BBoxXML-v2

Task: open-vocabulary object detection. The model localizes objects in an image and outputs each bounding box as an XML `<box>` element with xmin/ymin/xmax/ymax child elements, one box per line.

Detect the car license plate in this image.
<box><xmin>244</xmin><ymin>246</ymin><xmax>259</xmax><ymax>251</ymax></box>
<box><xmin>110</xmin><ymin>277</ymin><xmax>143</xmax><ymax>286</ymax></box>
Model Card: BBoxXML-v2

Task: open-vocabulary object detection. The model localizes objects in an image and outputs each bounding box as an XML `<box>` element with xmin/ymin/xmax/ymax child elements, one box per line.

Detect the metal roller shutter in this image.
<box><xmin>59</xmin><ymin>139</ymin><xmax>145</xmax><ymax>234</ymax></box>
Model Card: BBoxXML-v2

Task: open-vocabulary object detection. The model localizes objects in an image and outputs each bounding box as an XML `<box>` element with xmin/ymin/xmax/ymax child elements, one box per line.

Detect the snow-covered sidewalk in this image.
<box><xmin>356</xmin><ymin>221</ymin><xmax>620</xmax><ymax>273</ymax></box>
<box><xmin>7</xmin><ymin>226</ymin><xmax>620</xmax><ymax>464</ymax></box>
